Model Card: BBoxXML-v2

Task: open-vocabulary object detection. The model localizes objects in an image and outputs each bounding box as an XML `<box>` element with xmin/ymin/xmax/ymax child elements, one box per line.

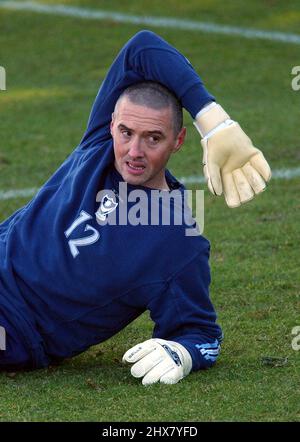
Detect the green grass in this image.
<box><xmin>36</xmin><ymin>0</ymin><xmax>300</xmax><ymax>33</ymax></box>
<box><xmin>0</xmin><ymin>0</ymin><xmax>299</xmax><ymax>422</ymax></box>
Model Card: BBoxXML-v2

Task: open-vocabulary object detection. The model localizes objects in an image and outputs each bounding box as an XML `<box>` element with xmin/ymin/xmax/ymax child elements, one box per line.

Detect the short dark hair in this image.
<box><xmin>115</xmin><ymin>81</ymin><xmax>183</xmax><ymax>135</ymax></box>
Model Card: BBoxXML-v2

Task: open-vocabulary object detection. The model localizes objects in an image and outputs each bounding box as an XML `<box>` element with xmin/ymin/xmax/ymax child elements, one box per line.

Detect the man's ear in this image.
<box><xmin>110</xmin><ymin>113</ymin><xmax>115</xmax><ymax>135</ymax></box>
<box><xmin>172</xmin><ymin>127</ymin><xmax>187</xmax><ymax>153</ymax></box>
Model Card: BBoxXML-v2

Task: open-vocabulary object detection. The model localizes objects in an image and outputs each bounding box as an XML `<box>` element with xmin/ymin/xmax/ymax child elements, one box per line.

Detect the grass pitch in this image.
<box><xmin>0</xmin><ymin>0</ymin><xmax>299</xmax><ymax>422</ymax></box>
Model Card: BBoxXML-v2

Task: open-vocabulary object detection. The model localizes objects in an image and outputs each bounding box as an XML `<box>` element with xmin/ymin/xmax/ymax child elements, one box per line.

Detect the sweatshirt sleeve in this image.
<box><xmin>79</xmin><ymin>30</ymin><xmax>214</xmax><ymax>149</ymax></box>
<box><xmin>147</xmin><ymin>241</ymin><xmax>223</xmax><ymax>372</ymax></box>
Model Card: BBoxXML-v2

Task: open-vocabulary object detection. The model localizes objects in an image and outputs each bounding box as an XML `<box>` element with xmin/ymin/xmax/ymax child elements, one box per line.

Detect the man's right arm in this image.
<box><xmin>79</xmin><ymin>30</ymin><xmax>214</xmax><ymax>149</ymax></box>
<box><xmin>122</xmin><ymin>243</ymin><xmax>223</xmax><ymax>386</ymax></box>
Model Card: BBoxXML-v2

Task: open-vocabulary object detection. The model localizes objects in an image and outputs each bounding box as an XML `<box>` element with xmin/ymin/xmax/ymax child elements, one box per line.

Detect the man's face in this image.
<box><xmin>110</xmin><ymin>97</ymin><xmax>186</xmax><ymax>189</ymax></box>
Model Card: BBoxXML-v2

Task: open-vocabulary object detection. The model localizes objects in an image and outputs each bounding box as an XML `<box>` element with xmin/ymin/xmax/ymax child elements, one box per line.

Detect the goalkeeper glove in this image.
<box><xmin>122</xmin><ymin>338</ymin><xmax>192</xmax><ymax>386</ymax></box>
<box><xmin>193</xmin><ymin>102</ymin><xmax>272</xmax><ymax>208</ymax></box>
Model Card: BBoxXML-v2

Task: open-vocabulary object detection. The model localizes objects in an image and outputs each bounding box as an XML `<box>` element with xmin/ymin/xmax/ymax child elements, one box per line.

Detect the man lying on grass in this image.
<box><xmin>0</xmin><ymin>30</ymin><xmax>271</xmax><ymax>385</ymax></box>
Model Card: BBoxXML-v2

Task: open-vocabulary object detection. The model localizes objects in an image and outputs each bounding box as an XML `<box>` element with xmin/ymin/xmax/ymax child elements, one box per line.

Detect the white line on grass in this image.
<box><xmin>1</xmin><ymin>1</ymin><xmax>300</xmax><ymax>45</ymax></box>
<box><xmin>0</xmin><ymin>167</ymin><xmax>299</xmax><ymax>201</ymax></box>
<box><xmin>179</xmin><ymin>167</ymin><xmax>300</xmax><ymax>184</ymax></box>
<box><xmin>0</xmin><ymin>188</ymin><xmax>39</xmax><ymax>201</ymax></box>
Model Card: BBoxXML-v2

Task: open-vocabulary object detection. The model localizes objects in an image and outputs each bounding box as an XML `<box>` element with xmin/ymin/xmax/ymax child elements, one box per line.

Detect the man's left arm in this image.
<box><xmin>131</xmin><ymin>31</ymin><xmax>271</xmax><ymax>208</ymax></box>
<box><xmin>123</xmin><ymin>243</ymin><xmax>222</xmax><ymax>385</ymax></box>
<box><xmin>81</xmin><ymin>30</ymin><xmax>271</xmax><ymax>207</ymax></box>
<box><xmin>79</xmin><ymin>30</ymin><xmax>213</xmax><ymax>149</ymax></box>
<box><xmin>131</xmin><ymin>32</ymin><xmax>272</xmax><ymax>208</ymax></box>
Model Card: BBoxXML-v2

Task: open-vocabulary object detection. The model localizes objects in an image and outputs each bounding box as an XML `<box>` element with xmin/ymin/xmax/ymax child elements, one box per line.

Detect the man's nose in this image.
<box><xmin>128</xmin><ymin>137</ymin><xmax>144</xmax><ymax>158</ymax></box>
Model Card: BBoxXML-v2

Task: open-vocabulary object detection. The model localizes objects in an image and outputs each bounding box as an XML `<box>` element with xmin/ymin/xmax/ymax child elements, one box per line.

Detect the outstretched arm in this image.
<box><xmin>79</xmin><ymin>30</ymin><xmax>214</xmax><ymax>148</ymax></box>
<box><xmin>81</xmin><ymin>30</ymin><xmax>271</xmax><ymax>208</ymax></box>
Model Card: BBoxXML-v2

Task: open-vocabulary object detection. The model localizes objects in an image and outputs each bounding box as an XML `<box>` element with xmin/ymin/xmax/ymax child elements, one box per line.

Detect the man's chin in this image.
<box><xmin>118</xmin><ymin>166</ymin><xmax>149</xmax><ymax>187</ymax></box>
<box><xmin>123</xmin><ymin>173</ymin><xmax>147</xmax><ymax>187</ymax></box>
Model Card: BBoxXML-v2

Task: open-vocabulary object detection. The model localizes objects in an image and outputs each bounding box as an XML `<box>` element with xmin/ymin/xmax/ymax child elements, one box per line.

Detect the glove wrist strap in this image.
<box><xmin>170</xmin><ymin>341</ymin><xmax>193</xmax><ymax>376</ymax></box>
<box><xmin>194</xmin><ymin>103</ymin><xmax>231</xmax><ymax>138</ymax></box>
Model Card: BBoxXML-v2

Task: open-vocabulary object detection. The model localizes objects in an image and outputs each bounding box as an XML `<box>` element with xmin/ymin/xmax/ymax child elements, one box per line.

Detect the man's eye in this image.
<box><xmin>148</xmin><ymin>136</ymin><xmax>160</xmax><ymax>144</ymax></box>
<box><xmin>121</xmin><ymin>130</ymin><xmax>131</xmax><ymax>138</ymax></box>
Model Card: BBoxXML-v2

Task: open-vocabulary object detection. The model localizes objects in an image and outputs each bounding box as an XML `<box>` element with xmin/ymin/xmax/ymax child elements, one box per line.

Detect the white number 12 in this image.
<box><xmin>64</xmin><ymin>210</ymin><xmax>100</xmax><ymax>258</ymax></box>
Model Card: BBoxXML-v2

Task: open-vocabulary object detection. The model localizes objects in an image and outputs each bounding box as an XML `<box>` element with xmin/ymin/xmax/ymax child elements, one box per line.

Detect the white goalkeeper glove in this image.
<box><xmin>122</xmin><ymin>338</ymin><xmax>192</xmax><ymax>386</ymax></box>
<box><xmin>193</xmin><ymin>102</ymin><xmax>272</xmax><ymax>208</ymax></box>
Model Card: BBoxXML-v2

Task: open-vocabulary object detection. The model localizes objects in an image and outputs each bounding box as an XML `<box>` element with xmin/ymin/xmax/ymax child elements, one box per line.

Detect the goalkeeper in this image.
<box><xmin>0</xmin><ymin>31</ymin><xmax>271</xmax><ymax>384</ymax></box>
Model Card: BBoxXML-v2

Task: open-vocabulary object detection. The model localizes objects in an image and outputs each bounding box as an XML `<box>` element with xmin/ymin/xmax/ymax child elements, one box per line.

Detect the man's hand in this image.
<box><xmin>122</xmin><ymin>338</ymin><xmax>192</xmax><ymax>385</ymax></box>
<box><xmin>194</xmin><ymin>103</ymin><xmax>272</xmax><ymax>208</ymax></box>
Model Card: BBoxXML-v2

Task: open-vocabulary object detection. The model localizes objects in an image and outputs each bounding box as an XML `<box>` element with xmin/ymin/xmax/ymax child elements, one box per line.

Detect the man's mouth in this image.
<box><xmin>126</xmin><ymin>161</ymin><xmax>146</xmax><ymax>175</ymax></box>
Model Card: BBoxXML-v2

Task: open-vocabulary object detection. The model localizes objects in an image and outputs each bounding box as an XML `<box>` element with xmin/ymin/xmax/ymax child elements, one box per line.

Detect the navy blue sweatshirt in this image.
<box><xmin>0</xmin><ymin>31</ymin><xmax>222</xmax><ymax>371</ymax></box>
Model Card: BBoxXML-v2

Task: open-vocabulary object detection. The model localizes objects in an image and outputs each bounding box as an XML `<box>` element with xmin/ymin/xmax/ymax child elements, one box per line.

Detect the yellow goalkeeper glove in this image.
<box><xmin>194</xmin><ymin>103</ymin><xmax>271</xmax><ymax>208</ymax></box>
